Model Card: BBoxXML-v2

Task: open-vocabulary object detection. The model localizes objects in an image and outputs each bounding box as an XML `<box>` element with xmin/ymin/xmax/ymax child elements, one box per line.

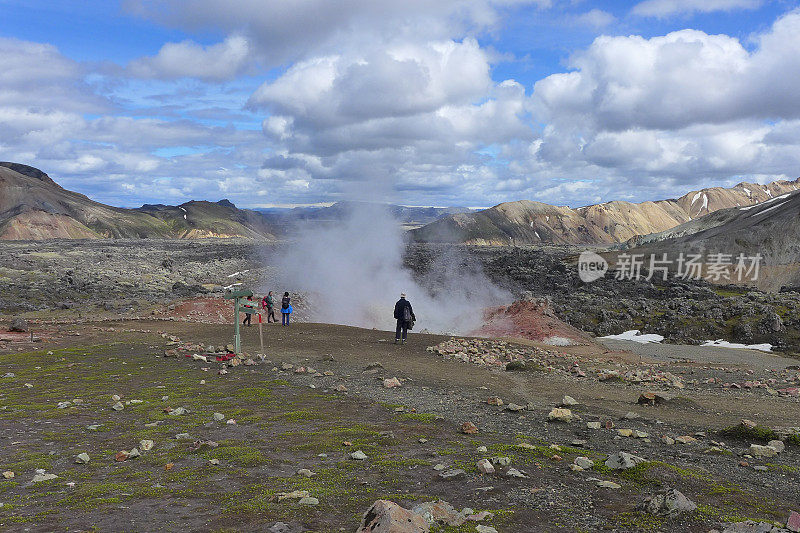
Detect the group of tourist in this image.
<box><xmin>241</xmin><ymin>291</ymin><xmax>293</xmax><ymax>326</ymax></box>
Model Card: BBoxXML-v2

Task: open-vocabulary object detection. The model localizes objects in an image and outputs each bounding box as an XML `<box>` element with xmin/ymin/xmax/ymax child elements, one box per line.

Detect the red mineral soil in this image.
<box><xmin>472</xmin><ymin>299</ymin><xmax>599</xmax><ymax>347</ymax></box>
<box><xmin>155</xmin><ymin>296</ymin><xmax>238</xmax><ymax>324</ymax></box>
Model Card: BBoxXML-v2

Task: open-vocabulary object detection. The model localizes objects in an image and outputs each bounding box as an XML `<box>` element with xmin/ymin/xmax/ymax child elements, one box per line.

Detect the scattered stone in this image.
<box><xmin>418</xmin><ymin>438</ymin><xmax>428</xmax><ymax>444</ymax></box>
<box><xmin>57</xmin><ymin>401</ymin><xmax>72</xmax><ymax>409</ymax></box>
<box><xmin>605</xmin><ymin>451</ymin><xmax>646</xmax><ymax>470</ymax></box>
<box><xmin>334</xmin><ymin>384</ymin><xmax>348</xmax><ymax>392</ymax></box>
<box><xmin>486</xmin><ymin>396</ymin><xmax>503</xmax><ymax>406</ymax></box>
<box><xmin>2</xmin><ymin>471</ymin><xmax>14</xmax><ymax>479</ymax></box>
<box><xmin>297</xmin><ymin>469</ymin><xmax>316</xmax><ymax>478</ymax></box>
<box><xmin>597</xmin><ymin>480</ymin><xmax>622</xmax><ymax>489</ymax></box>
<box><xmin>623</xmin><ymin>411</ymin><xmax>640</xmax><ymax>420</ymax></box>
<box><xmin>111</xmin><ymin>402</ymin><xmax>124</xmax><ymax>411</ymax></box>
<box><xmin>350</xmin><ymin>450</ymin><xmax>368</xmax><ymax>460</ymax></box>
<box><xmin>412</xmin><ymin>500</ymin><xmax>465</xmax><ymax>527</ymax></box>
<box><xmin>209</xmin><ymin>459</ymin><xmax>220</xmax><ymax>465</ymax></box>
<box><xmin>787</xmin><ymin>511</ymin><xmax>800</xmax><ymax>532</ymax></box>
<box><xmin>175</xmin><ymin>433</ymin><xmax>191</xmax><ymax>440</ymax></box>
<box><xmin>461</xmin><ymin>422</ymin><xmax>478</xmax><ymax>434</ymax></box>
<box><xmin>356</xmin><ymin>500</ymin><xmax>429</xmax><ymax>533</ymax></box>
<box><xmin>661</xmin><ymin>436</ymin><xmax>675</xmax><ymax>445</ymax></box>
<box><xmin>75</xmin><ymin>453</ymin><xmax>90</xmax><ymax>464</ymax></box>
<box><xmin>675</xmin><ymin>436</ymin><xmax>698</xmax><ymax>445</ymax></box>
<box><xmin>128</xmin><ymin>448</ymin><xmax>141</xmax><ymax>459</ymax></box>
<box><xmin>476</xmin><ymin>526</ymin><xmax>498</xmax><ymax>533</ymax></box>
<box><xmin>638</xmin><ymin>392</ymin><xmax>671</xmax><ymax>405</ymax></box>
<box><xmin>618</xmin><ymin>429</ymin><xmax>634</xmax><ymax>438</ymax></box>
<box><xmin>640</xmin><ymin>488</ymin><xmax>698</xmax><ymax>517</ymax></box>
<box><xmin>749</xmin><ymin>444</ymin><xmax>778</xmax><ymax>458</ymax></box>
<box><xmin>112</xmin><ymin>394</ymin><xmax>121</xmax><ymax>401</ymax></box>
<box><xmin>164</xmin><ymin>463</ymin><xmax>174</xmax><ymax>470</ymax></box>
<box><xmin>506</xmin><ymin>403</ymin><xmax>524</xmax><ymax>412</ymax></box>
<box><xmin>547</xmin><ymin>408</ymin><xmax>574</xmax><ymax>423</ymax></box>
<box><xmin>477</xmin><ymin>459</ymin><xmax>495</xmax><ymax>474</ymax></box>
<box><xmin>587</xmin><ymin>421</ymin><xmax>601</xmax><ymax>430</ymax></box>
<box><xmin>491</xmin><ymin>456</ymin><xmax>511</xmax><ymax>467</ymax></box>
<box><xmin>433</xmin><ymin>464</ymin><xmax>446</xmax><ymax>471</ymax></box>
<box><xmin>140</xmin><ymin>440</ymin><xmax>154</xmax><ymax>451</ymax></box>
<box><xmin>439</xmin><ymin>469</ymin><xmax>465</xmax><ymax>479</ymax></box>
<box><xmin>298</xmin><ymin>496</ymin><xmax>319</xmax><ymax>506</ymax></box>
<box><xmin>768</xmin><ymin>440</ymin><xmax>786</xmax><ymax>454</ymax></box>
<box><xmin>505</xmin><ymin>468</ymin><xmax>528</xmax><ymax>478</ymax></box>
<box><xmin>574</xmin><ymin>457</ymin><xmax>594</xmax><ymax>469</ymax></box>
<box><xmin>561</xmin><ymin>395</ymin><xmax>578</xmax><ymax>406</ymax></box>
<box><xmin>476</xmin><ymin>446</ymin><xmax>488</xmax><ymax>453</ymax></box>
<box><xmin>87</xmin><ymin>424</ymin><xmax>100</xmax><ymax>430</ymax></box>
<box><xmin>115</xmin><ymin>451</ymin><xmax>129</xmax><ymax>462</ymax></box>
<box><xmin>383</xmin><ymin>377</ymin><xmax>402</xmax><ymax>388</ymax></box>
<box><xmin>32</xmin><ymin>473</ymin><xmax>57</xmax><ymax>483</ymax></box>
<box><xmin>169</xmin><ymin>407</ymin><xmax>187</xmax><ymax>416</ymax></box>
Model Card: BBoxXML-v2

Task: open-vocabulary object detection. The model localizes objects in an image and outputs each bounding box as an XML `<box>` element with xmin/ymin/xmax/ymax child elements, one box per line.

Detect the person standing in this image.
<box><xmin>393</xmin><ymin>293</ymin><xmax>415</xmax><ymax>344</ymax></box>
<box><xmin>281</xmin><ymin>292</ymin><xmax>292</xmax><ymax>326</ymax></box>
<box><xmin>242</xmin><ymin>295</ymin><xmax>253</xmax><ymax>326</ymax></box>
<box><xmin>264</xmin><ymin>291</ymin><xmax>277</xmax><ymax>323</ymax></box>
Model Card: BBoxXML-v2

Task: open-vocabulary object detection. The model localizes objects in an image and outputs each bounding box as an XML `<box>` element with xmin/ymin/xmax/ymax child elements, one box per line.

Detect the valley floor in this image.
<box><xmin>1</xmin><ymin>319</ymin><xmax>798</xmax><ymax>532</ymax></box>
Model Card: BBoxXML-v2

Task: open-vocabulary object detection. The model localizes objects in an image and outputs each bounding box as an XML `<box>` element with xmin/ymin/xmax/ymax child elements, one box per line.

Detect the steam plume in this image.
<box><xmin>272</xmin><ymin>202</ymin><xmax>509</xmax><ymax>334</ymax></box>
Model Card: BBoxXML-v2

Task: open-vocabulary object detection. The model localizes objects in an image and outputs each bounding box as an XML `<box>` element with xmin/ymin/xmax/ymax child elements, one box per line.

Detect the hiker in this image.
<box><xmin>393</xmin><ymin>293</ymin><xmax>415</xmax><ymax>344</ymax></box>
<box><xmin>242</xmin><ymin>295</ymin><xmax>253</xmax><ymax>326</ymax></box>
<box><xmin>263</xmin><ymin>291</ymin><xmax>277</xmax><ymax>323</ymax></box>
<box><xmin>281</xmin><ymin>292</ymin><xmax>292</xmax><ymax>326</ymax></box>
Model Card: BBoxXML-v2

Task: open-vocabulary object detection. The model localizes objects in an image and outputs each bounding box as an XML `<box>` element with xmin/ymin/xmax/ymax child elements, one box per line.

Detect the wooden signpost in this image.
<box><xmin>223</xmin><ymin>289</ymin><xmax>257</xmax><ymax>355</ymax></box>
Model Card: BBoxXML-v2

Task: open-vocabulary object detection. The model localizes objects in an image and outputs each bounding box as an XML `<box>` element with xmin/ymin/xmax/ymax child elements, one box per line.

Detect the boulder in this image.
<box><xmin>9</xmin><ymin>318</ymin><xmax>28</xmax><ymax>332</ymax></box>
<box><xmin>768</xmin><ymin>440</ymin><xmax>786</xmax><ymax>454</ymax></box>
<box><xmin>383</xmin><ymin>377</ymin><xmax>402</xmax><ymax>388</ymax></box>
<box><xmin>476</xmin><ymin>459</ymin><xmax>495</xmax><ymax>474</ymax></box>
<box><xmin>749</xmin><ymin>444</ymin><xmax>778</xmax><ymax>458</ymax></box>
<box><xmin>605</xmin><ymin>451</ymin><xmax>646</xmax><ymax>470</ymax></box>
<box><xmin>561</xmin><ymin>395</ymin><xmax>578</xmax><ymax>406</ymax></box>
<box><xmin>412</xmin><ymin>500</ymin><xmax>465</xmax><ymax>527</ymax></box>
<box><xmin>356</xmin><ymin>500</ymin><xmax>430</xmax><ymax>533</ymax></box>
<box><xmin>75</xmin><ymin>453</ymin><xmax>90</xmax><ymax>464</ymax></box>
<box><xmin>547</xmin><ymin>408</ymin><xmax>574</xmax><ymax>423</ymax></box>
<box><xmin>640</xmin><ymin>488</ymin><xmax>698</xmax><ymax>517</ymax></box>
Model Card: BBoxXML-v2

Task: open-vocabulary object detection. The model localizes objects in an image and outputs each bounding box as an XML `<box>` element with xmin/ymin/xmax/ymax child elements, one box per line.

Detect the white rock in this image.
<box><xmin>32</xmin><ymin>473</ymin><xmax>58</xmax><ymax>483</ymax></box>
<box><xmin>350</xmin><ymin>450</ymin><xmax>368</xmax><ymax>460</ymax></box>
<box><xmin>574</xmin><ymin>457</ymin><xmax>594</xmax><ymax>469</ymax></box>
<box><xmin>75</xmin><ymin>453</ymin><xmax>90</xmax><ymax>464</ymax></box>
<box><xmin>140</xmin><ymin>440</ymin><xmax>154</xmax><ymax>451</ymax></box>
<box><xmin>561</xmin><ymin>395</ymin><xmax>578</xmax><ymax>406</ymax></box>
<box><xmin>749</xmin><ymin>444</ymin><xmax>777</xmax><ymax>458</ymax></box>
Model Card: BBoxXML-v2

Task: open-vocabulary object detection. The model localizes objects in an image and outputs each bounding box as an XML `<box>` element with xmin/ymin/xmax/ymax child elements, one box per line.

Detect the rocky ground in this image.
<box><xmin>1</xmin><ymin>239</ymin><xmax>799</xmax><ymax>532</ymax></box>
<box><xmin>0</xmin><ymin>318</ymin><xmax>798</xmax><ymax>532</ymax></box>
<box><xmin>406</xmin><ymin>244</ymin><xmax>800</xmax><ymax>354</ymax></box>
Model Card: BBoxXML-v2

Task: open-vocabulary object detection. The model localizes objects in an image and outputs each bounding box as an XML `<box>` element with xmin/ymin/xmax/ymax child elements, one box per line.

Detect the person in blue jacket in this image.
<box><xmin>281</xmin><ymin>292</ymin><xmax>293</xmax><ymax>326</ymax></box>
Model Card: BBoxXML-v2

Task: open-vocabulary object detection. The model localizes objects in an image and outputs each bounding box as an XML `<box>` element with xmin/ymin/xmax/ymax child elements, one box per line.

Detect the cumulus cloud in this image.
<box><xmin>572</xmin><ymin>9</ymin><xmax>616</xmax><ymax>28</ymax></box>
<box><xmin>534</xmin><ymin>11</ymin><xmax>800</xmax><ymax>130</ymax></box>
<box><xmin>631</xmin><ymin>0</ymin><xmax>763</xmax><ymax>18</ymax></box>
<box><xmin>125</xmin><ymin>0</ymin><xmax>550</xmax><ymax>66</ymax></box>
<box><xmin>128</xmin><ymin>35</ymin><xmax>252</xmax><ymax>81</ymax></box>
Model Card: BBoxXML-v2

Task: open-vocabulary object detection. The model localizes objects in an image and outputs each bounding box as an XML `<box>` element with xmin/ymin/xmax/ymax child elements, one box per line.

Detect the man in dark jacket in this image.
<box><xmin>393</xmin><ymin>293</ymin><xmax>415</xmax><ymax>344</ymax></box>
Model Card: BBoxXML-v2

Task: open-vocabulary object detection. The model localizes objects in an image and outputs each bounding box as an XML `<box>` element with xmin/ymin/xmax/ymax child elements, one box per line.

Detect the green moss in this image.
<box><xmin>721</xmin><ymin>424</ymin><xmax>779</xmax><ymax>442</ymax></box>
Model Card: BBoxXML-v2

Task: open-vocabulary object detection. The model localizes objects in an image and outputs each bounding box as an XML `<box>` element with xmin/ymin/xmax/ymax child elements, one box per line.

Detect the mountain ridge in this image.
<box><xmin>411</xmin><ymin>177</ymin><xmax>800</xmax><ymax>245</ymax></box>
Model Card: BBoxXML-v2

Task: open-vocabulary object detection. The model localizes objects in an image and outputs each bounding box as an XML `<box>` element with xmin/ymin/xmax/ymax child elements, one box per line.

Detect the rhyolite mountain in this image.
<box><xmin>411</xmin><ymin>178</ymin><xmax>800</xmax><ymax>245</ymax></box>
<box><xmin>615</xmin><ymin>189</ymin><xmax>800</xmax><ymax>292</ymax></box>
<box><xmin>0</xmin><ymin>163</ymin><xmax>277</xmax><ymax>240</ymax></box>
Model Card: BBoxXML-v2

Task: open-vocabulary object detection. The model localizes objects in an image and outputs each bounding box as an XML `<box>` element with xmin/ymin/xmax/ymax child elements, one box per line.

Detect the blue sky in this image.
<box><xmin>1</xmin><ymin>0</ymin><xmax>799</xmax><ymax>208</ymax></box>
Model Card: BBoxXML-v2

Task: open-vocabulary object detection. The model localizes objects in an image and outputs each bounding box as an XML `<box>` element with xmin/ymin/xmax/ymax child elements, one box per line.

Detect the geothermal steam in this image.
<box><xmin>273</xmin><ymin>203</ymin><xmax>509</xmax><ymax>334</ymax></box>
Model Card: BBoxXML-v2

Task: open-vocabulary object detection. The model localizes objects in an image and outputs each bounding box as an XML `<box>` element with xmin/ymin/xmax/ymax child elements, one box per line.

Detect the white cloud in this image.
<box><xmin>125</xmin><ymin>0</ymin><xmax>550</xmax><ymax>67</ymax></box>
<box><xmin>572</xmin><ymin>9</ymin><xmax>616</xmax><ymax>28</ymax></box>
<box><xmin>632</xmin><ymin>0</ymin><xmax>763</xmax><ymax>18</ymax></box>
<box><xmin>533</xmin><ymin>11</ymin><xmax>800</xmax><ymax>131</ymax></box>
<box><xmin>128</xmin><ymin>35</ymin><xmax>252</xmax><ymax>81</ymax></box>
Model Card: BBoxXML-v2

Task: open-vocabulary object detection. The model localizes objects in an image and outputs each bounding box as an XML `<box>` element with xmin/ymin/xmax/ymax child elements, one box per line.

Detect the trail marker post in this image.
<box><xmin>224</xmin><ymin>289</ymin><xmax>254</xmax><ymax>355</ymax></box>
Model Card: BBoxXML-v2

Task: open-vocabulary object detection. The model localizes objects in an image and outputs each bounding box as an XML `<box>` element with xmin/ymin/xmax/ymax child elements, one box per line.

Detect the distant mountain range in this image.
<box><xmin>411</xmin><ymin>178</ymin><xmax>800</xmax><ymax>245</ymax></box>
<box><xmin>3</xmin><ymin>161</ymin><xmax>799</xmax><ymax>251</ymax></box>
<box><xmin>0</xmin><ymin>162</ymin><xmax>277</xmax><ymax>240</ymax></box>
<box><xmin>0</xmin><ymin>162</ymin><xmax>461</xmax><ymax>240</ymax></box>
